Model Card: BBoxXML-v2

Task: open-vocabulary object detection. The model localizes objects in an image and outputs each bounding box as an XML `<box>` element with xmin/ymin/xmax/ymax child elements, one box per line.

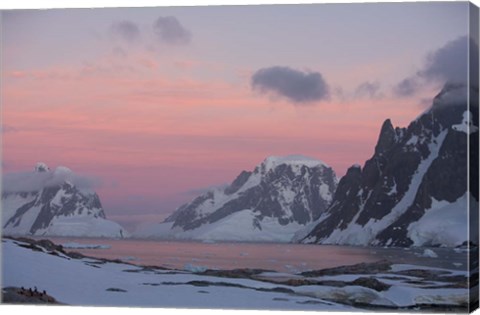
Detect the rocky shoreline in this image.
<box><xmin>2</xmin><ymin>237</ymin><xmax>477</xmax><ymax>312</ymax></box>
<box><xmin>2</xmin><ymin>286</ymin><xmax>61</xmax><ymax>305</ymax></box>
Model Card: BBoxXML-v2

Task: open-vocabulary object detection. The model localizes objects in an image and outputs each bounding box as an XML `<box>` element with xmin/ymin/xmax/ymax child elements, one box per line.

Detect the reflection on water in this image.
<box><xmin>37</xmin><ymin>237</ymin><xmax>469</xmax><ymax>273</ymax></box>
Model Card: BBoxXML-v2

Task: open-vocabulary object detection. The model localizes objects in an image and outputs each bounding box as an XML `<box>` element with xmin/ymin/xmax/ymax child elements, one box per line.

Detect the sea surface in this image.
<box><xmin>38</xmin><ymin>237</ymin><xmax>469</xmax><ymax>273</ymax></box>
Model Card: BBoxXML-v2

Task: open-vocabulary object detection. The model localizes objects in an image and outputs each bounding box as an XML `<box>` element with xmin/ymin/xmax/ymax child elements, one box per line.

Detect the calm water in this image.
<box><xmin>39</xmin><ymin>237</ymin><xmax>469</xmax><ymax>273</ymax></box>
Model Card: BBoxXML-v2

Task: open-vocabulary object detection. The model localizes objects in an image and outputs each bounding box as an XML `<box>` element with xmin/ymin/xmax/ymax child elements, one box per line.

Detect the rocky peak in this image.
<box><xmin>301</xmin><ymin>82</ymin><xmax>478</xmax><ymax>247</ymax></box>
<box><xmin>164</xmin><ymin>155</ymin><xmax>338</xmax><ymax>234</ymax></box>
<box><xmin>332</xmin><ymin>164</ymin><xmax>362</xmax><ymax>202</ymax></box>
<box><xmin>35</xmin><ymin>162</ymin><xmax>50</xmax><ymax>173</ymax></box>
<box><xmin>255</xmin><ymin>155</ymin><xmax>328</xmax><ymax>176</ymax></box>
<box><xmin>374</xmin><ymin>119</ymin><xmax>396</xmax><ymax>155</ymax></box>
<box><xmin>345</xmin><ymin>164</ymin><xmax>362</xmax><ymax>176</ymax></box>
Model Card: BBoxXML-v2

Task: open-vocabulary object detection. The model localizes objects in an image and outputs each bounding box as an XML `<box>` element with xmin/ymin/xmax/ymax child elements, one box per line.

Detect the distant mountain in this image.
<box><xmin>296</xmin><ymin>84</ymin><xmax>479</xmax><ymax>247</ymax></box>
<box><xmin>2</xmin><ymin>163</ymin><xmax>128</xmax><ymax>238</ymax></box>
<box><xmin>135</xmin><ymin>155</ymin><xmax>338</xmax><ymax>242</ymax></box>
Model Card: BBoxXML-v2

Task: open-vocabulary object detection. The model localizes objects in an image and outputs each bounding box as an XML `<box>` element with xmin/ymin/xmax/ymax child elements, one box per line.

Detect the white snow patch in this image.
<box><xmin>452</xmin><ymin>111</ymin><xmax>478</xmax><ymax>134</ymax></box>
<box><xmin>421</xmin><ymin>249</ymin><xmax>438</xmax><ymax>258</ymax></box>
<box><xmin>407</xmin><ymin>193</ymin><xmax>472</xmax><ymax>247</ymax></box>
<box><xmin>319</xmin><ymin>183</ymin><xmax>332</xmax><ymax>201</ymax></box>
<box><xmin>183</xmin><ymin>263</ymin><xmax>208</xmax><ymax>273</ymax></box>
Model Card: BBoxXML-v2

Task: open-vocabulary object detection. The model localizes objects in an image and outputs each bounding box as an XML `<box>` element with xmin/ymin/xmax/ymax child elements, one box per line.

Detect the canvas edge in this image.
<box><xmin>468</xmin><ymin>1</ymin><xmax>480</xmax><ymax>313</ymax></box>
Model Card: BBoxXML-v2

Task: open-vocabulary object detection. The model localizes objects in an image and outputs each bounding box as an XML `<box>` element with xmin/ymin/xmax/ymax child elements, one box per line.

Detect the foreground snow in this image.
<box><xmin>1</xmin><ymin>238</ymin><xmax>349</xmax><ymax>310</ymax></box>
<box><xmin>407</xmin><ymin>193</ymin><xmax>478</xmax><ymax>247</ymax></box>
<box><xmin>1</xmin><ymin>238</ymin><xmax>473</xmax><ymax>311</ymax></box>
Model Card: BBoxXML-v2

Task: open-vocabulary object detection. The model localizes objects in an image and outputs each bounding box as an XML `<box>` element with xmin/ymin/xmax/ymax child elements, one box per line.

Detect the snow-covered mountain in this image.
<box><xmin>135</xmin><ymin>155</ymin><xmax>338</xmax><ymax>242</ymax></box>
<box><xmin>2</xmin><ymin>163</ymin><xmax>128</xmax><ymax>238</ymax></box>
<box><xmin>297</xmin><ymin>84</ymin><xmax>479</xmax><ymax>247</ymax></box>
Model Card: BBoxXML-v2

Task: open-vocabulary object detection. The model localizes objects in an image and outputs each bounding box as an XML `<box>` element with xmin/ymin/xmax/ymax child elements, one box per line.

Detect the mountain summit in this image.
<box><xmin>2</xmin><ymin>163</ymin><xmax>128</xmax><ymax>238</ymax></box>
<box><xmin>135</xmin><ymin>155</ymin><xmax>338</xmax><ymax>242</ymax></box>
<box><xmin>298</xmin><ymin>84</ymin><xmax>479</xmax><ymax>247</ymax></box>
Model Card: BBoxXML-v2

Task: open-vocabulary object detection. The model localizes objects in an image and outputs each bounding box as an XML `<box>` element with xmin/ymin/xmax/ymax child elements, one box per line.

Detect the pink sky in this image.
<box><xmin>1</xmin><ymin>3</ymin><xmax>469</xmax><ymax>230</ymax></box>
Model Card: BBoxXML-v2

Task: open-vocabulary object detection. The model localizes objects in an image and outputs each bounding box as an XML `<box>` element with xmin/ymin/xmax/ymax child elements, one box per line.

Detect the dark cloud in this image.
<box><xmin>153</xmin><ymin>16</ymin><xmax>191</xmax><ymax>45</ymax></box>
<box><xmin>420</xmin><ymin>35</ymin><xmax>469</xmax><ymax>84</ymax></box>
<box><xmin>354</xmin><ymin>81</ymin><xmax>382</xmax><ymax>99</ymax></box>
<box><xmin>110</xmin><ymin>20</ymin><xmax>141</xmax><ymax>43</ymax></box>
<box><xmin>432</xmin><ymin>84</ymin><xmax>477</xmax><ymax>108</ymax></box>
<box><xmin>393</xmin><ymin>76</ymin><xmax>420</xmax><ymax>97</ymax></box>
<box><xmin>251</xmin><ymin>66</ymin><xmax>330</xmax><ymax>104</ymax></box>
<box><xmin>394</xmin><ymin>36</ymin><xmax>477</xmax><ymax>97</ymax></box>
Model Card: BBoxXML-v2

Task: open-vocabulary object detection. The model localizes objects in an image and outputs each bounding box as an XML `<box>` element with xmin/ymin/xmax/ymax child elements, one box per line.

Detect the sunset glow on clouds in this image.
<box><xmin>1</xmin><ymin>2</ymin><xmax>471</xmax><ymax>229</ymax></box>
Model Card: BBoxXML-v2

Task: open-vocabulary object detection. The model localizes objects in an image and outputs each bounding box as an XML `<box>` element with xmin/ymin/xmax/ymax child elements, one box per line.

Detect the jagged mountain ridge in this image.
<box><xmin>2</xmin><ymin>163</ymin><xmax>128</xmax><ymax>238</ymax></box>
<box><xmin>135</xmin><ymin>155</ymin><xmax>338</xmax><ymax>242</ymax></box>
<box><xmin>298</xmin><ymin>84</ymin><xmax>479</xmax><ymax>247</ymax></box>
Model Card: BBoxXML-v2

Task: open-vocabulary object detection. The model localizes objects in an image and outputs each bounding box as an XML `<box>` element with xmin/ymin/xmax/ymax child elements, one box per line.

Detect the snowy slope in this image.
<box><xmin>2</xmin><ymin>163</ymin><xmax>128</xmax><ymax>238</ymax></box>
<box><xmin>135</xmin><ymin>155</ymin><xmax>337</xmax><ymax>242</ymax></box>
<box><xmin>1</xmin><ymin>238</ymin><xmax>353</xmax><ymax>310</ymax></box>
<box><xmin>407</xmin><ymin>193</ymin><xmax>478</xmax><ymax>247</ymax></box>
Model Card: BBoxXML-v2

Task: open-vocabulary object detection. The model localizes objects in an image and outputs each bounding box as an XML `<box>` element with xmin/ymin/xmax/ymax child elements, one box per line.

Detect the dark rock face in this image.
<box><xmin>305</xmin><ymin>165</ymin><xmax>362</xmax><ymax>238</ymax></box>
<box><xmin>300</xmin><ymin>260</ymin><xmax>393</xmax><ymax>277</ymax></box>
<box><xmin>165</xmin><ymin>156</ymin><xmax>338</xmax><ymax>232</ymax></box>
<box><xmin>351</xmin><ymin>277</ymin><xmax>391</xmax><ymax>292</ymax></box>
<box><xmin>29</xmin><ymin>183</ymin><xmax>105</xmax><ymax>234</ymax></box>
<box><xmin>224</xmin><ymin>171</ymin><xmax>252</xmax><ymax>195</ymax></box>
<box><xmin>302</xmin><ymin>84</ymin><xmax>478</xmax><ymax>247</ymax></box>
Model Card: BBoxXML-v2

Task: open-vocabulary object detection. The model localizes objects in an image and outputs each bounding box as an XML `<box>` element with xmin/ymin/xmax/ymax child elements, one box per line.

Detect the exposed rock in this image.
<box><xmin>106</xmin><ymin>288</ymin><xmax>127</xmax><ymax>292</ymax></box>
<box><xmin>2</xmin><ymin>287</ymin><xmax>61</xmax><ymax>304</ymax></box>
<box><xmin>350</xmin><ymin>277</ymin><xmax>391</xmax><ymax>291</ymax></box>
<box><xmin>301</xmin><ymin>260</ymin><xmax>392</xmax><ymax>277</ymax></box>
